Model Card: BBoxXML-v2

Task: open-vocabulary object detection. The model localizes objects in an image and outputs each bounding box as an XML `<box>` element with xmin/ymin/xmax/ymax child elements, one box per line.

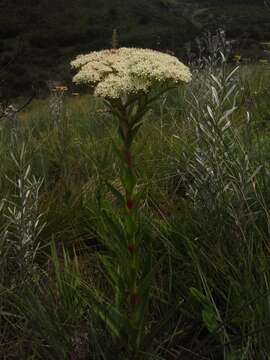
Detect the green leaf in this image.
<box><xmin>131</xmin><ymin>121</ymin><xmax>144</xmax><ymax>139</ymax></box>
<box><xmin>106</xmin><ymin>180</ymin><xmax>125</xmax><ymax>206</ymax></box>
<box><xmin>111</xmin><ymin>138</ymin><xmax>123</xmax><ymax>159</ymax></box>
<box><xmin>202</xmin><ymin>306</ymin><xmax>219</xmax><ymax>333</ymax></box>
<box><xmin>99</xmin><ymin>255</ymin><xmax>126</xmax><ymax>291</ymax></box>
<box><xmin>143</xmin><ymin>298</ymin><xmax>184</xmax><ymax>351</ymax></box>
<box><xmin>120</xmin><ymin>167</ymin><xmax>136</xmax><ymax>195</ymax></box>
<box><xmin>190</xmin><ymin>288</ymin><xmax>220</xmax><ymax>334</ymax></box>
<box><xmin>133</xmin><ymin>253</ymin><xmax>166</xmax><ymax>349</ymax></box>
<box><xmin>190</xmin><ymin>287</ymin><xmax>208</xmax><ymax>305</ymax></box>
<box><xmin>81</xmin><ymin>282</ymin><xmax>129</xmax><ymax>339</ymax></box>
<box><xmin>125</xmin><ymin>215</ymin><xmax>138</xmax><ymax>237</ymax></box>
<box><xmin>102</xmin><ymin>210</ymin><xmax>127</xmax><ymax>247</ymax></box>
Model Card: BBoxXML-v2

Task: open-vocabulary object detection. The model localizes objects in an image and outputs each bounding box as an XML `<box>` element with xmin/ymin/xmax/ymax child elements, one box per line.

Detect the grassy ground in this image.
<box><xmin>0</xmin><ymin>58</ymin><xmax>270</xmax><ymax>358</ymax></box>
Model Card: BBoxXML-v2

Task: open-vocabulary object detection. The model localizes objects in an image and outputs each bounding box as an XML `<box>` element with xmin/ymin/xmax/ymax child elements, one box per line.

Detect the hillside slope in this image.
<box><xmin>0</xmin><ymin>0</ymin><xmax>268</xmax><ymax>95</ymax></box>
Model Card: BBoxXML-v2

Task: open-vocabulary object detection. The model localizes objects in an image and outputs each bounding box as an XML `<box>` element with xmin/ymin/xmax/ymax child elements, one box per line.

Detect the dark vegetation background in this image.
<box><xmin>0</xmin><ymin>0</ymin><xmax>268</xmax><ymax>96</ymax></box>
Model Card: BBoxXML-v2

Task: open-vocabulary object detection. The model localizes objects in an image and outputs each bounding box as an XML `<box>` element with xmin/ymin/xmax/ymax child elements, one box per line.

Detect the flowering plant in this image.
<box><xmin>71</xmin><ymin>47</ymin><xmax>191</xmax><ymax>99</ymax></box>
<box><xmin>72</xmin><ymin>47</ymin><xmax>191</xmax><ymax>355</ymax></box>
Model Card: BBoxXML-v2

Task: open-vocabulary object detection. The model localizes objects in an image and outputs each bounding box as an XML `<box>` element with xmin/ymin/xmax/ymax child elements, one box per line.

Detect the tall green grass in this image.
<box><xmin>1</xmin><ymin>38</ymin><xmax>270</xmax><ymax>358</ymax></box>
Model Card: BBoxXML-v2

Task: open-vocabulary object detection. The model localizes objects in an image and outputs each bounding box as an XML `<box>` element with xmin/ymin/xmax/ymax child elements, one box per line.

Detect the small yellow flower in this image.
<box><xmin>55</xmin><ymin>86</ymin><xmax>68</xmax><ymax>92</ymax></box>
<box><xmin>96</xmin><ymin>109</ymin><xmax>109</xmax><ymax>113</ymax></box>
<box><xmin>234</xmin><ymin>54</ymin><xmax>241</xmax><ymax>61</ymax></box>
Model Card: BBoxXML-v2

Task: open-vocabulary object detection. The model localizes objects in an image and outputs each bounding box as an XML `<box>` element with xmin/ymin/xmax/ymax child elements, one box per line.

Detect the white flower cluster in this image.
<box><xmin>71</xmin><ymin>48</ymin><xmax>191</xmax><ymax>99</ymax></box>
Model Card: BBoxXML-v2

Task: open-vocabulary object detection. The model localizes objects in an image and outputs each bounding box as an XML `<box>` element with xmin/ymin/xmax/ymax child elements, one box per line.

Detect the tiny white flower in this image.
<box><xmin>71</xmin><ymin>48</ymin><xmax>191</xmax><ymax>99</ymax></box>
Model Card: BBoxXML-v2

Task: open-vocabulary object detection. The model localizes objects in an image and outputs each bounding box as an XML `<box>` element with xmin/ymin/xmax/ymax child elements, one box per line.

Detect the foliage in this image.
<box><xmin>1</xmin><ymin>30</ymin><xmax>270</xmax><ymax>358</ymax></box>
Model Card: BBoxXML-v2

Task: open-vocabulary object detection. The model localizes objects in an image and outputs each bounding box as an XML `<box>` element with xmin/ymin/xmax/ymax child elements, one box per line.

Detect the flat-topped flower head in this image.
<box><xmin>71</xmin><ymin>48</ymin><xmax>191</xmax><ymax>99</ymax></box>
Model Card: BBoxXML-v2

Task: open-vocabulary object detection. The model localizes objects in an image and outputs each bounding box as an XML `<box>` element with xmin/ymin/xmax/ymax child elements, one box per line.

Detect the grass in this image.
<box><xmin>0</xmin><ymin>50</ymin><xmax>270</xmax><ymax>359</ymax></box>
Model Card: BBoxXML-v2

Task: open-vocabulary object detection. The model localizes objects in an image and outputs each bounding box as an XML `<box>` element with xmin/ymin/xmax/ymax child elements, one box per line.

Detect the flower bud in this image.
<box><xmin>128</xmin><ymin>243</ymin><xmax>135</xmax><ymax>254</ymax></box>
<box><xmin>126</xmin><ymin>151</ymin><xmax>132</xmax><ymax>166</ymax></box>
<box><xmin>129</xmin><ymin>292</ymin><xmax>139</xmax><ymax>306</ymax></box>
<box><xmin>127</xmin><ymin>199</ymin><xmax>133</xmax><ymax>210</ymax></box>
